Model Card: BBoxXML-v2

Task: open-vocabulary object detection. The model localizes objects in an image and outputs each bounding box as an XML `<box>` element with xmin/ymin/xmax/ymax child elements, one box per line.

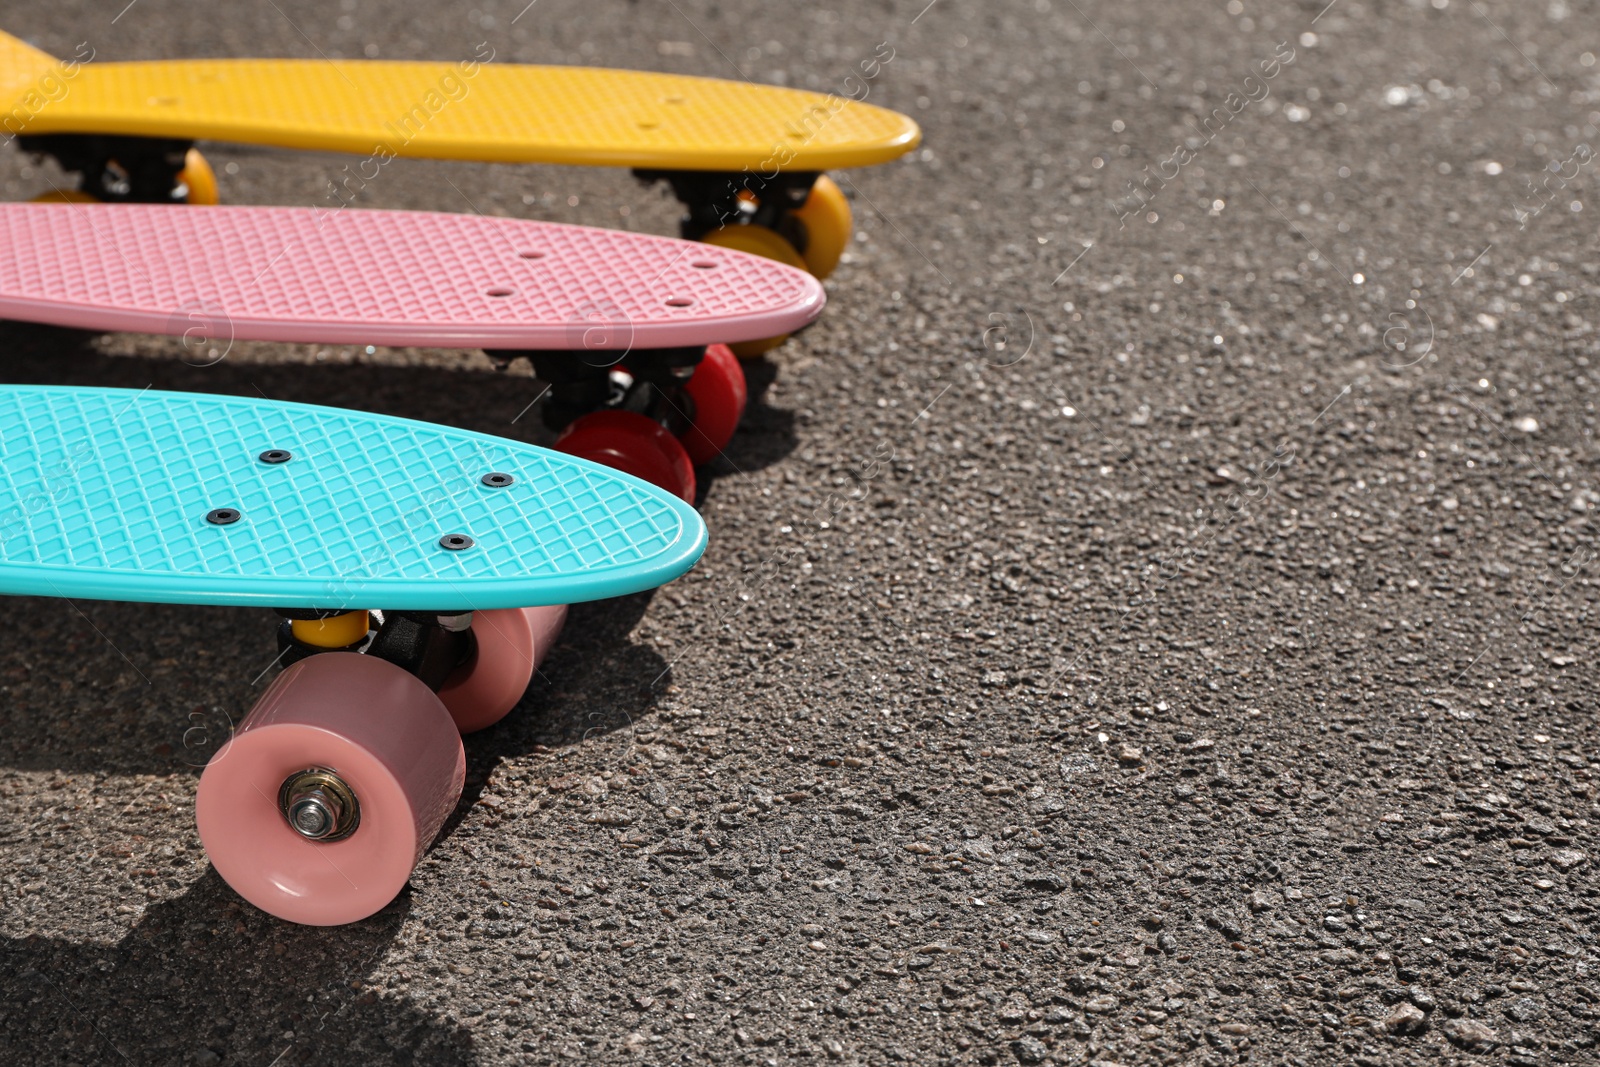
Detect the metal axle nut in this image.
<box><xmin>278</xmin><ymin>768</ymin><xmax>361</xmax><ymax>842</ymax></box>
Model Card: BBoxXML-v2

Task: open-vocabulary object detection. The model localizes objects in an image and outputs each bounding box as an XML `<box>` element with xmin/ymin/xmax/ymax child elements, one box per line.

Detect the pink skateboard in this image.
<box><xmin>0</xmin><ymin>203</ymin><xmax>827</xmax><ymax>499</ymax></box>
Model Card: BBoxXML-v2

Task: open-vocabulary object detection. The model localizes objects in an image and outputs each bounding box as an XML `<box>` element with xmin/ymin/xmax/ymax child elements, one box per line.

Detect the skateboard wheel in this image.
<box><xmin>792</xmin><ymin>175</ymin><xmax>851</xmax><ymax>280</ymax></box>
<box><xmin>728</xmin><ymin>334</ymin><xmax>790</xmax><ymax>359</ymax></box>
<box><xmin>701</xmin><ymin>221</ymin><xmax>806</xmax><ymax>270</ymax></box>
<box><xmin>680</xmin><ymin>343</ymin><xmax>747</xmax><ymax>466</ymax></box>
<box><xmin>438</xmin><ymin>605</ymin><xmax>568</xmax><ymax>733</ymax></box>
<box><xmin>195</xmin><ymin>652</ymin><xmax>465</xmax><ymax>926</ymax></box>
<box><xmin>28</xmin><ymin>189</ymin><xmax>96</xmax><ymax>204</ymax></box>
<box><xmin>179</xmin><ymin>148</ymin><xmax>220</xmax><ymax>206</ymax></box>
<box><xmin>555</xmin><ymin>410</ymin><xmax>696</xmax><ymax>503</ymax></box>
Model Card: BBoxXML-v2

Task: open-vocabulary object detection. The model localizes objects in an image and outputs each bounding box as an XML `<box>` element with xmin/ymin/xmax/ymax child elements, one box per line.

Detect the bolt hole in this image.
<box><xmin>518</xmin><ymin>251</ymin><xmax>545</xmax><ymax>260</ymax></box>
<box><xmin>487</xmin><ymin>287</ymin><xmax>514</xmax><ymax>298</ymax></box>
<box><xmin>665</xmin><ymin>297</ymin><xmax>694</xmax><ymax>307</ymax></box>
<box><xmin>691</xmin><ymin>260</ymin><xmax>719</xmax><ymax>270</ymax></box>
<box><xmin>258</xmin><ymin>449</ymin><xmax>292</xmax><ymax>465</ymax></box>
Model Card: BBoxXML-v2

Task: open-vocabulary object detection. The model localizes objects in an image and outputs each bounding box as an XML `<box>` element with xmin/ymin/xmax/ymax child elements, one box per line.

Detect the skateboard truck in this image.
<box><xmin>634</xmin><ymin>169</ymin><xmax>820</xmax><ymax>252</ymax></box>
<box><xmin>275</xmin><ymin>608</ymin><xmax>372</xmax><ymax>664</ymax></box>
<box><xmin>491</xmin><ymin>345</ymin><xmax>705</xmax><ymax>435</ymax></box>
<box><xmin>17</xmin><ymin>133</ymin><xmax>195</xmax><ymax>203</ymax></box>
<box><xmin>275</xmin><ymin>607</ymin><xmax>476</xmax><ymax>692</ymax></box>
<box><xmin>365</xmin><ymin>610</ymin><xmax>476</xmax><ymax>691</ymax></box>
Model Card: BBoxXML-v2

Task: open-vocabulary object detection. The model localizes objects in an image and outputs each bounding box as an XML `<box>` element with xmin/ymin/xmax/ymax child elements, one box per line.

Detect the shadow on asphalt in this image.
<box><xmin>442</xmin><ymin>588</ymin><xmax>670</xmax><ymax>841</ymax></box>
<box><xmin>0</xmin><ymin>877</ymin><xmax>475</xmax><ymax>1065</ymax></box>
<box><xmin>0</xmin><ymin>320</ymin><xmax>800</xmax><ymax>480</ymax></box>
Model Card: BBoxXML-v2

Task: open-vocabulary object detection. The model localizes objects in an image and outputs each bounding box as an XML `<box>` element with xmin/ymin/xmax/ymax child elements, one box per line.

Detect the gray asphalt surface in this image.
<box><xmin>4</xmin><ymin>0</ymin><xmax>1600</xmax><ymax>1063</ymax></box>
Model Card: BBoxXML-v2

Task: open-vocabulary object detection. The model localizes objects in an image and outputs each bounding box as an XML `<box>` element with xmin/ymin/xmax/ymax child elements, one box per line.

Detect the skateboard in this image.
<box><xmin>0</xmin><ymin>29</ymin><xmax>920</xmax><ymax>283</ymax></box>
<box><xmin>0</xmin><ymin>384</ymin><xmax>707</xmax><ymax>924</ymax></box>
<box><xmin>0</xmin><ymin>201</ymin><xmax>826</xmax><ymax>500</ymax></box>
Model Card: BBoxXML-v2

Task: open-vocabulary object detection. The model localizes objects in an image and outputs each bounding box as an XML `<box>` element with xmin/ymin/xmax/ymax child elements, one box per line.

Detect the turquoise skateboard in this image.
<box><xmin>0</xmin><ymin>385</ymin><xmax>707</xmax><ymax>925</ymax></box>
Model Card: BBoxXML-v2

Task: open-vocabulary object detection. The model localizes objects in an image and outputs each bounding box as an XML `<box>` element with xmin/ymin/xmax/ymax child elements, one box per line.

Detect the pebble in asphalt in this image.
<box><xmin>2</xmin><ymin>1</ymin><xmax>1600</xmax><ymax>1064</ymax></box>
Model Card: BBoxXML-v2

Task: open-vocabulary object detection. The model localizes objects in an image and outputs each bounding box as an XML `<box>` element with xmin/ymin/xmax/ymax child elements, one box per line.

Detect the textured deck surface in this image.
<box><xmin>0</xmin><ymin>203</ymin><xmax>824</xmax><ymax>347</ymax></box>
<box><xmin>0</xmin><ymin>32</ymin><xmax>919</xmax><ymax>171</ymax></box>
<box><xmin>0</xmin><ymin>386</ymin><xmax>706</xmax><ymax>609</ymax></box>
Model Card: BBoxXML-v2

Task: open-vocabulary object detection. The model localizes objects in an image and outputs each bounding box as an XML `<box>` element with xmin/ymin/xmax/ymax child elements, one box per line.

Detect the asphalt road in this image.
<box><xmin>4</xmin><ymin>0</ymin><xmax>1600</xmax><ymax>1064</ymax></box>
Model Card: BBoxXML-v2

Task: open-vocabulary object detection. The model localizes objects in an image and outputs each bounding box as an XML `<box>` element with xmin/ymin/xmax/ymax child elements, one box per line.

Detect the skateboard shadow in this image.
<box><xmin>0</xmin><ymin>322</ymin><xmax>803</xmax><ymax>479</ymax></box>
<box><xmin>0</xmin><ymin>589</ymin><xmax>670</xmax><ymax>774</ymax></box>
<box><xmin>693</xmin><ymin>357</ymin><xmax>800</xmax><ymax>493</ymax></box>
<box><xmin>0</xmin><ymin>877</ymin><xmax>475</xmax><ymax>1065</ymax></box>
<box><xmin>0</xmin><ymin>321</ymin><xmax>569</xmax><ymax>449</ymax></box>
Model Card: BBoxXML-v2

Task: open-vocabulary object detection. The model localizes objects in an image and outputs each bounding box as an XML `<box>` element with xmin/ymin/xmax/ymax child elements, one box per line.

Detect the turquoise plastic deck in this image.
<box><xmin>0</xmin><ymin>387</ymin><xmax>707</xmax><ymax>610</ymax></box>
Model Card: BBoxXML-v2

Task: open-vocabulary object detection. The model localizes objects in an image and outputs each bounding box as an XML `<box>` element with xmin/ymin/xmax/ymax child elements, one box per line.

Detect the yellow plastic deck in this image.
<box><xmin>0</xmin><ymin>30</ymin><xmax>65</xmax><ymax>128</ymax></box>
<box><xmin>0</xmin><ymin>32</ymin><xmax>919</xmax><ymax>172</ymax></box>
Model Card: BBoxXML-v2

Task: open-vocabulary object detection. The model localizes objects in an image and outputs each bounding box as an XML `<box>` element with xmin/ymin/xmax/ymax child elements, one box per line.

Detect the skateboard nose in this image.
<box><xmin>278</xmin><ymin>769</ymin><xmax>360</xmax><ymax>842</ymax></box>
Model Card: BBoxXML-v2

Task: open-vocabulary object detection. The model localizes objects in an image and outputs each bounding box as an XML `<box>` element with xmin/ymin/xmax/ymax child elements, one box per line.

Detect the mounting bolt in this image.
<box><xmin>206</xmin><ymin>508</ymin><xmax>241</xmax><ymax>525</ymax></box>
<box><xmin>439</xmin><ymin>533</ymin><xmax>475</xmax><ymax>551</ymax></box>
<box><xmin>481</xmin><ymin>472</ymin><xmax>515</xmax><ymax>488</ymax></box>
<box><xmin>258</xmin><ymin>449</ymin><xmax>293</xmax><ymax>464</ymax></box>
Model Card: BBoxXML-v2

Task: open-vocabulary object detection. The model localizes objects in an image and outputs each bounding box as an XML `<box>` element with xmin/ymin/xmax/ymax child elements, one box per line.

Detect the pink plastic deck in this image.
<box><xmin>0</xmin><ymin>204</ymin><xmax>825</xmax><ymax>349</ymax></box>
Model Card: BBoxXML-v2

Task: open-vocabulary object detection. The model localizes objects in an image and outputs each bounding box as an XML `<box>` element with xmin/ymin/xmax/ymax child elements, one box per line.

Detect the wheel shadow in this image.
<box><xmin>0</xmin><ymin>877</ymin><xmax>474</xmax><ymax>1065</ymax></box>
<box><xmin>693</xmin><ymin>357</ymin><xmax>799</xmax><ymax>495</ymax></box>
<box><xmin>445</xmin><ymin>588</ymin><xmax>667</xmax><ymax>838</ymax></box>
<box><xmin>0</xmin><ymin>321</ymin><xmax>567</xmax><ymax>448</ymax></box>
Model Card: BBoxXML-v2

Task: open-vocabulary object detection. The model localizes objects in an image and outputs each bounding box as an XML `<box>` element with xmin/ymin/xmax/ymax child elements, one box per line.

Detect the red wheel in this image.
<box><xmin>437</xmin><ymin>605</ymin><xmax>568</xmax><ymax>733</ymax></box>
<box><xmin>555</xmin><ymin>410</ymin><xmax>696</xmax><ymax>503</ymax></box>
<box><xmin>195</xmin><ymin>653</ymin><xmax>465</xmax><ymax>926</ymax></box>
<box><xmin>680</xmin><ymin>343</ymin><xmax>748</xmax><ymax>465</ymax></box>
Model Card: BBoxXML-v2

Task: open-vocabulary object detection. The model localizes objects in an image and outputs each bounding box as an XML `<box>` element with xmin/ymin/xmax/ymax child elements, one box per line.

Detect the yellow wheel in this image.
<box><xmin>28</xmin><ymin>189</ymin><xmax>96</xmax><ymax>204</ymax></box>
<box><xmin>702</xmin><ymin>222</ymin><xmax>806</xmax><ymax>269</ymax></box>
<box><xmin>791</xmin><ymin>175</ymin><xmax>851</xmax><ymax>280</ymax></box>
<box><xmin>727</xmin><ymin>334</ymin><xmax>789</xmax><ymax>358</ymax></box>
<box><xmin>701</xmin><ymin>224</ymin><xmax>805</xmax><ymax>357</ymax></box>
<box><xmin>179</xmin><ymin>148</ymin><xmax>219</xmax><ymax>205</ymax></box>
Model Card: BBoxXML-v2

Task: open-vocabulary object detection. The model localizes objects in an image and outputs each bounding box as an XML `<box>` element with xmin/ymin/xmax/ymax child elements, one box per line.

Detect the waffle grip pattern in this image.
<box><xmin>0</xmin><ymin>386</ymin><xmax>707</xmax><ymax>610</ymax></box>
<box><xmin>0</xmin><ymin>204</ymin><xmax>825</xmax><ymax>348</ymax></box>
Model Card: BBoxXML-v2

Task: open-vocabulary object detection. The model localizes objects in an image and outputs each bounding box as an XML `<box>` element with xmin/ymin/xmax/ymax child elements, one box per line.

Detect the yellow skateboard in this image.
<box><xmin>0</xmin><ymin>30</ymin><xmax>919</xmax><ymax>282</ymax></box>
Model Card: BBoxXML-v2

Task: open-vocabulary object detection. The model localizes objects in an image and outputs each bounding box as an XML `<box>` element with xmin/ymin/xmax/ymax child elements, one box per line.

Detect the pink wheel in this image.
<box><xmin>555</xmin><ymin>409</ymin><xmax>697</xmax><ymax>503</ymax></box>
<box><xmin>680</xmin><ymin>343</ymin><xmax>748</xmax><ymax>466</ymax></box>
<box><xmin>195</xmin><ymin>653</ymin><xmax>465</xmax><ymax>926</ymax></box>
<box><xmin>438</xmin><ymin>605</ymin><xmax>568</xmax><ymax>733</ymax></box>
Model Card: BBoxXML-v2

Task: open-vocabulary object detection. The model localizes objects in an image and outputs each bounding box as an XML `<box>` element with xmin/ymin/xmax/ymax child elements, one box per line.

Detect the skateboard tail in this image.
<box><xmin>0</xmin><ymin>30</ymin><xmax>83</xmax><ymax>142</ymax></box>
